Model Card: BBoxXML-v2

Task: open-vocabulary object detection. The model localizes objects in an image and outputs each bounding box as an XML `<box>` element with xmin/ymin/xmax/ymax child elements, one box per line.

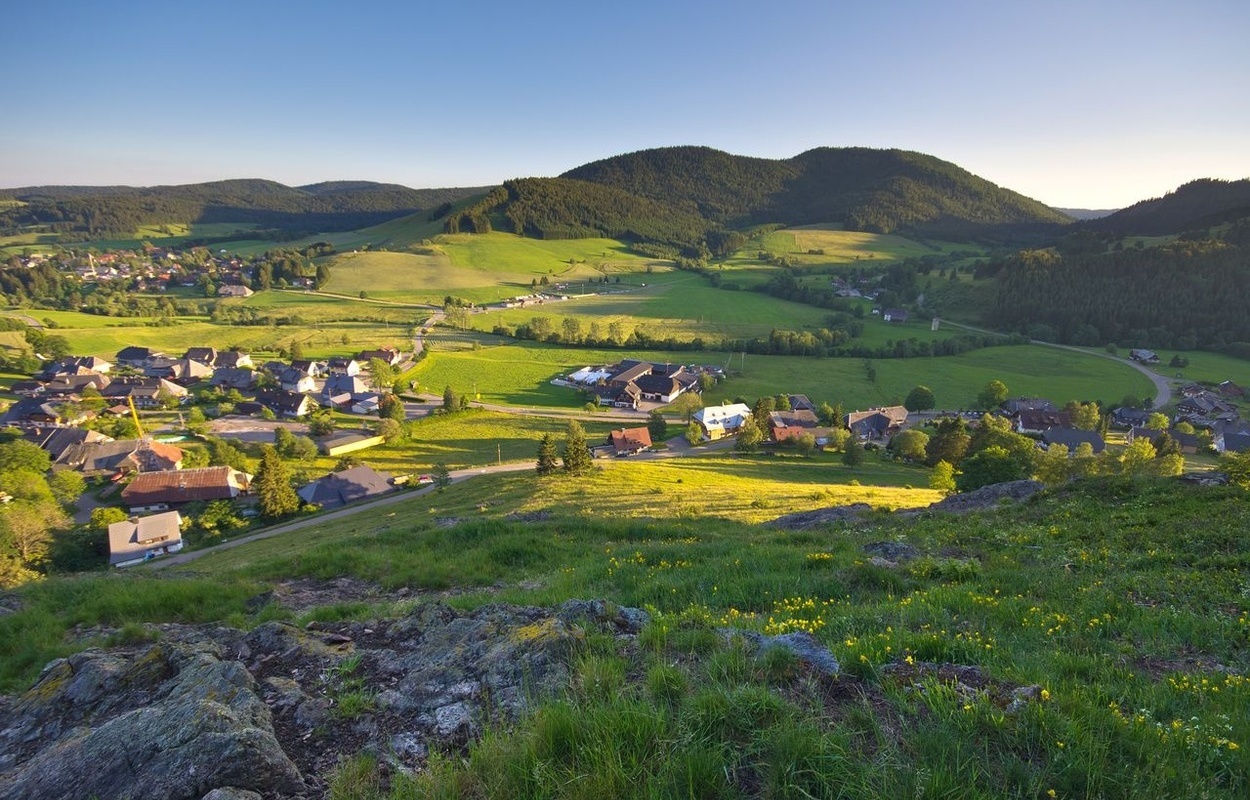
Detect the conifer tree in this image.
<box><xmin>536</xmin><ymin>433</ymin><xmax>559</xmax><ymax>476</ymax></box>
<box><xmin>255</xmin><ymin>445</ymin><xmax>300</xmax><ymax>520</ymax></box>
<box><xmin>562</xmin><ymin>421</ymin><xmax>593</xmax><ymax>475</ymax></box>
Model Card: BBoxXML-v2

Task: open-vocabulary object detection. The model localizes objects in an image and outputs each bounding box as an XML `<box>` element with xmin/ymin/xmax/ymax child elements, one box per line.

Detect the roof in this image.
<box><xmin>256</xmin><ymin>389</ymin><xmax>312</xmax><ymax>414</ymax></box>
<box><xmin>768</xmin><ymin>410</ymin><xmax>819</xmax><ymax>429</ymax></box>
<box><xmin>695</xmin><ymin>403</ymin><xmax>752</xmax><ymax>430</ymax></box>
<box><xmin>355</xmin><ymin>348</ymin><xmax>401</xmax><ymax>364</ymax></box>
<box><xmin>3</xmin><ymin>398</ymin><xmax>64</xmax><ymax>423</ymax></box>
<box><xmin>210</xmin><ymin>368</ymin><xmax>256</xmax><ymax>388</ymax></box>
<box><xmin>121</xmin><ymin>466</ymin><xmax>251</xmax><ymax>506</ymax></box>
<box><xmin>1002</xmin><ymin>398</ymin><xmax>1056</xmax><ymax>415</ymax></box>
<box><xmin>635</xmin><ymin>373</ymin><xmax>681</xmax><ymax>395</ymax></box>
<box><xmin>296</xmin><ymin>465</ymin><xmax>394</xmax><ymax>510</ymax></box>
<box><xmin>610</xmin><ymin>361</ymin><xmax>652</xmax><ymax>385</ymax></box>
<box><xmin>609</xmin><ymin>427</ymin><xmax>652</xmax><ymax>452</ymax></box>
<box><xmin>845</xmin><ymin>406</ymin><xmax>908</xmax><ymax>432</ymax></box>
<box><xmin>56</xmin><ymin>439</ymin><xmax>183</xmax><ymax>474</ymax></box>
<box><xmin>183</xmin><ymin>347</ymin><xmax>218</xmax><ymax>363</ymax></box>
<box><xmin>1042</xmin><ymin>428</ymin><xmax>1106</xmax><ymax>454</ymax></box>
<box><xmin>1223</xmin><ymin>431</ymin><xmax>1250</xmax><ymax>453</ymax></box>
<box><xmin>214</xmin><ymin>351</ymin><xmax>252</xmax><ymax>368</ymax></box>
<box><xmin>26</xmin><ymin>427</ymin><xmax>112</xmax><ymax>460</ymax></box>
<box><xmin>324</xmin><ymin>374</ymin><xmax>370</xmax><ymax>396</ymax></box>
<box><xmin>786</xmin><ymin>394</ymin><xmax>816</xmax><ymax>412</ymax></box>
<box><xmin>1016</xmin><ymin>409</ymin><xmax>1073</xmax><ymax>431</ymax></box>
<box><xmin>116</xmin><ymin>346</ymin><xmax>165</xmax><ymax>362</ymax></box>
<box><xmin>108</xmin><ymin>511</ymin><xmax>183</xmax><ymax>565</ymax></box>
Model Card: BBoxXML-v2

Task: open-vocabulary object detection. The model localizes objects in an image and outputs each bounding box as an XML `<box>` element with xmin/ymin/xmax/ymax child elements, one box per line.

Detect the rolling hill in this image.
<box><xmin>0</xmin><ymin>179</ymin><xmax>491</xmax><ymax>239</ymax></box>
<box><xmin>562</xmin><ymin>145</ymin><xmax>1073</xmax><ymax>235</ymax></box>
<box><xmin>1083</xmin><ymin>178</ymin><xmax>1250</xmax><ymax>236</ymax></box>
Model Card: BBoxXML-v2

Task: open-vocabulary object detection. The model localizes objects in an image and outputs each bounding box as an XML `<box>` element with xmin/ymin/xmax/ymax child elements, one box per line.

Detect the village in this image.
<box><xmin>0</xmin><ymin>243</ymin><xmax>1247</xmax><ymax>575</ymax></box>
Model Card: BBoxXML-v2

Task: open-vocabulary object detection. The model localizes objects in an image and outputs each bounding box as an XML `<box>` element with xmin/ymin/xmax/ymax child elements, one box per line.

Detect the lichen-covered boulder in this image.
<box><xmin>0</xmin><ymin>643</ymin><xmax>305</xmax><ymax>800</ymax></box>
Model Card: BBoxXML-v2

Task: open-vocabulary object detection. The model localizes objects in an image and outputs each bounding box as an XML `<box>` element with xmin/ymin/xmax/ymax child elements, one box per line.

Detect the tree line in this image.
<box><xmin>984</xmin><ymin>236</ymin><xmax>1250</xmax><ymax>350</ymax></box>
<box><xmin>0</xmin><ymin>181</ymin><xmax>486</xmax><ymax>239</ymax></box>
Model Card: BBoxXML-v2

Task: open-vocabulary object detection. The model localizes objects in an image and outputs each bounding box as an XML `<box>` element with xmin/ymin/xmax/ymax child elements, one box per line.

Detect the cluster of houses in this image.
<box><xmin>999</xmin><ymin>399</ymin><xmax>1108</xmax><ymax>454</ymax></box>
<box><xmin>4</xmin><ymin>344</ymin><xmax>408</xmax><ymax>429</ymax></box>
<box><xmin>107</xmin><ymin>462</ymin><xmax>403</xmax><ymax>567</ymax></box>
<box><xmin>20</xmin><ymin>246</ymin><xmax>264</xmax><ymax>295</ymax></box>
<box><xmin>563</xmin><ymin>359</ymin><xmax>722</xmax><ymax>409</ymax></box>
<box><xmin>0</xmin><ymin>341</ymin><xmax>416</xmax><ymax>568</ymax></box>
<box><xmin>1111</xmin><ymin>381</ymin><xmax>1249</xmax><ymax>455</ymax></box>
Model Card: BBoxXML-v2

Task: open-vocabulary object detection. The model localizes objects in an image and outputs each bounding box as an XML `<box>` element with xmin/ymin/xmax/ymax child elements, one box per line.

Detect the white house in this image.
<box><xmin>693</xmin><ymin>403</ymin><xmax>752</xmax><ymax>440</ymax></box>
<box><xmin>108</xmin><ymin>511</ymin><xmax>184</xmax><ymax>567</ymax></box>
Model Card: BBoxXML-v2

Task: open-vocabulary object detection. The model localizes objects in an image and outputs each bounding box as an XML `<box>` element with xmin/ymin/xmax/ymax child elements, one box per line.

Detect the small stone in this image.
<box><xmin>295</xmin><ymin>697</ymin><xmax>331</xmax><ymax>729</ymax></box>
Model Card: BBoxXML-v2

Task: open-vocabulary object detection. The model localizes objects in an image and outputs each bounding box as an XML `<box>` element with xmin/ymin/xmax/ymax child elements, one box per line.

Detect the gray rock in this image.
<box><xmin>0</xmin><ymin>644</ymin><xmax>305</xmax><ymax>800</ymax></box>
<box><xmin>723</xmin><ymin>629</ymin><xmax>841</xmax><ymax>677</ymax></box>
<box><xmin>863</xmin><ymin>541</ymin><xmax>919</xmax><ymax>562</ymax></box>
<box><xmin>201</xmin><ymin>790</ymin><xmax>262</xmax><ymax>800</ymax></box>
<box><xmin>1007</xmin><ymin>684</ymin><xmax>1043</xmax><ymax>713</ymax></box>
<box><xmin>294</xmin><ymin>697</ymin><xmax>331</xmax><ymax>729</ymax></box>
<box><xmin>768</xmin><ymin>503</ymin><xmax>874</xmax><ymax>530</ymax></box>
<box><xmin>913</xmin><ymin>480</ymin><xmax>1045</xmax><ymax>514</ymax></box>
<box><xmin>434</xmin><ymin>702</ymin><xmax>476</xmax><ymax>741</ymax></box>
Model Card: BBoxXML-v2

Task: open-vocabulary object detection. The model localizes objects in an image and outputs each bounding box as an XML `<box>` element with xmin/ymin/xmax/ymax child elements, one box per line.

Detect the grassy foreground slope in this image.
<box><xmin>3</xmin><ymin>476</ymin><xmax>1246</xmax><ymax>798</ymax></box>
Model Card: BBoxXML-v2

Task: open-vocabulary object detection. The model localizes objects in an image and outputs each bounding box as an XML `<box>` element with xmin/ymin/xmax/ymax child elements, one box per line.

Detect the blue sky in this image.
<box><xmin>2</xmin><ymin>0</ymin><xmax>1247</xmax><ymax>208</ymax></box>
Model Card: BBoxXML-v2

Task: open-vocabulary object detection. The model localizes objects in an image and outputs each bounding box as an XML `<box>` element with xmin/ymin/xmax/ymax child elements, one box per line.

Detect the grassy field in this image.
<box><xmin>1131</xmin><ymin>349</ymin><xmax>1250</xmax><ymax>389</ymax></box>
<box><xmin>180</xmin><ymin>452</ymin><xmax>937</xmax><ymax>576</ymax></box>
<box><xmin>6</xmin><ymin>476</ymin><xmax>1238</xmax><ymax>797</ymax></box>
<box><xmin>306</xmin><ymin>410</ymin><xmax>624</xmax><ymax>475</ymax></box>
<box><xmin>0</xmin><ymin>308</ymin><xmax>416</xmax><ymax>361</ymax></box>
<box><xmin>470</xmin><ymin>285</ymin><xmax>980</xmax><ymax>348</ymax></box>
<box><xmin>318</xmin><ymin>233</ymin><xmax>673</xmax><ymax>305</ymax></box>
<box><xmin>761</xmin><ymin>225</ymin><xmax>969</xmax><ymax>263</ymax></box>
<box><xmin>413</xmin><ymin>338</ymin><xmax>1155</xmax><ymax>410</ymax></box>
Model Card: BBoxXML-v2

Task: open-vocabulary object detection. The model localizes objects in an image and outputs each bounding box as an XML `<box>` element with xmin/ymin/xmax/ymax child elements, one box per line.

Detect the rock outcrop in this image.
<box><xmin>0</xmin><ymin>599</ymin><xmax>649</xmax><ymax>800</ymax></box>
<box><xmin>0</xmin><ymin>643</ymin><xmax>305</xmax><ymax>800</ymax></box>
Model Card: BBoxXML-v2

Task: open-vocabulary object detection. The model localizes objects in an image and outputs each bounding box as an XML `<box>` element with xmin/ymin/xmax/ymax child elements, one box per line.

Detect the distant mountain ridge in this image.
<box><xmin>1083</xmin><ymin>178</ymin><xmax>1250</xmax><ymax>236</ymax></box>
<box><xmin>0</xmin><ymin>180</ymin><xmax>491</xmax><ymax>238</ymax></box>
<box><xmin>1056</xmin><ymin>208</ymin><xmax>1118</xmax><ymax>220</ymax></box>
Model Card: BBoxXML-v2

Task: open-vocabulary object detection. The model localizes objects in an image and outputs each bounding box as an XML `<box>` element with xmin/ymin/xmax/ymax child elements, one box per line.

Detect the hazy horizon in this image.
<box><xmin>3</xmin><ymin>0</ymin><xmax>1247</xmax><ymax>209</ymax></box>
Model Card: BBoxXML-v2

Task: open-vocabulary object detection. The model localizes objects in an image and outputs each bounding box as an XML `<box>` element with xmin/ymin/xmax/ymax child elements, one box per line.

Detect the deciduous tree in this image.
<box><xmin>956</xmin><ymin>445</ymin><xmax>1027</xmax><ymax>491</ymax></box>
<box><xmin>930</xmin><ymin>460</ymin><xmax>957</xmax><ymax>495</ymax></box>
<box><xmin>842</xmin><ymin>440</ymin><xmax>865</xmax><ymax>467</ymax></box>
<box><xmin>735</xmin><ymin>423</ymin><xmax>763</xmax><ymax>453</ymax></box>
<box><xmin>888</xmin><ymin>429</ymin><xmax>929</xmax><ymax>462</ymax></box>
<box><xmin>976</xmin><ymin>380</ymin><xmax>1009</xmax><ymax>410</ymax></box>
<box><xmin>904</xmin><ymin>385</ymin><xmax>936</xmax><ymax>412</ymax></box>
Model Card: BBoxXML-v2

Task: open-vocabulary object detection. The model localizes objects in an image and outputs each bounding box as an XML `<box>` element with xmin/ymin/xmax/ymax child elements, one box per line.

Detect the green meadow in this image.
<box><xmin>318</xmin><ymin>233</ymin><xmax>673</xmax><ymax>305</ymax></box>
<box><xmin>412</xmin><ymin>338</ymin><xmax>1155</xmax><ymax>410</ymax></box>
<box><xmin>0</xmin><ymin>308</ymin><xmax>415</xmax><ymax>361</ymax></box>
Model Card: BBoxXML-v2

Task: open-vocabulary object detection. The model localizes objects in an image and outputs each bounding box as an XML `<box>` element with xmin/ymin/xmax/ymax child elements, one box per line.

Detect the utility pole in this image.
<box><xmin>497</xmin><ymin>443</ymin><xmax>502</xmax><ymax>466</ymax></box>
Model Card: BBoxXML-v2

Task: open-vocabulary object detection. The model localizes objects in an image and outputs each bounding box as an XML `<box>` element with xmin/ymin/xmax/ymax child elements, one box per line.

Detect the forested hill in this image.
<box><xmin>446</xmin><ymin>178</ymin><xmax>713</xmax><ymax>250</ymax></box>
<box><xmin>982</xmin><ymin>225</ymin><xmax>1250</xmax><ymax>353</ymax></box>
<box><xmin>0</xmin><ymin>180</ymin><xmax>490</xmax><ymax>238</ymax></box>
<box><xmin>561</xmin><ymin>145</ymin><xmax>1072</xmax><ymax>234</ymax></box>
<box><xmin>1082</xmin><ymin>178</ymin><xmax>1250</xmax><ymax>236</ymax></box>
